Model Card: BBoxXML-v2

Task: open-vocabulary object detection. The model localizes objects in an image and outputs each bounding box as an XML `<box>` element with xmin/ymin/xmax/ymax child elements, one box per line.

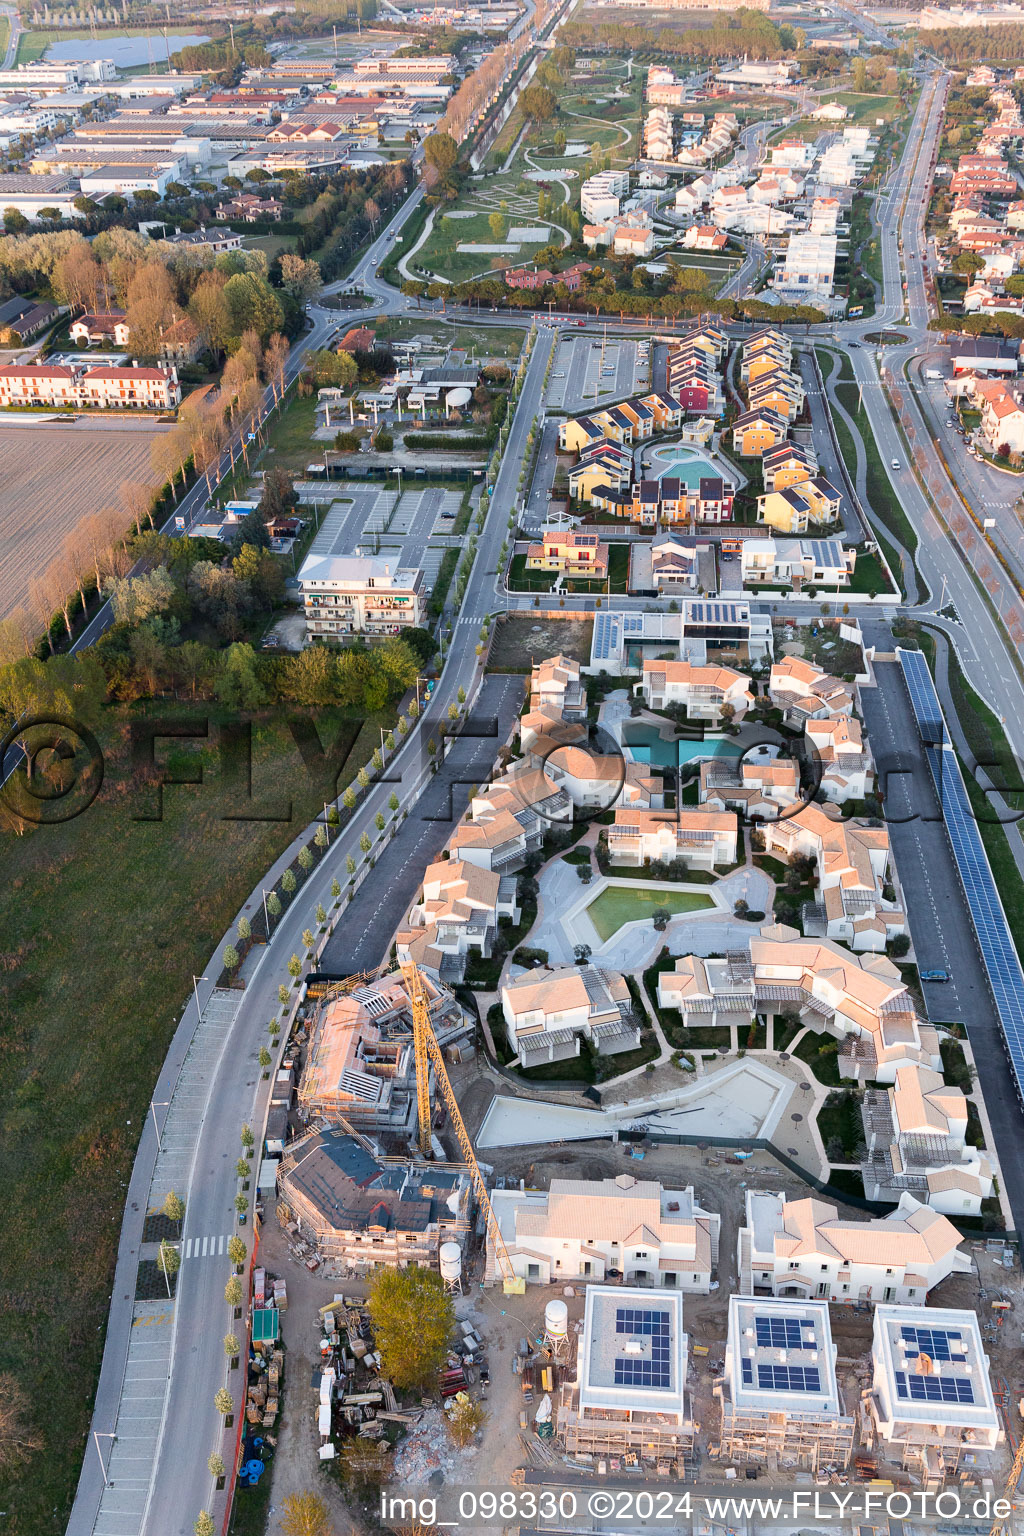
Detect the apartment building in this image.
<box><xmin>761</xmin><ymin>441</ymin><xmax>817</xmax><ymax>491</ymax></box>
<box><xmin>731</xmin><ymin>407</ymin><xmax>789</xmax><ymax>457</ymax></box>
<box><xmin>568</xmin><ymin>439</ymin><xmax>633</xmax><ymax>503</ymax></box>
<box><xmin>741</xmin><ymin>536</ymin><xmax>855</xmax><ymax>590</ymax></box>
<box><xmin>606</xmin><ymin>806</ymin><xmax>738</xmax><ymax>871</ymax></box>
<box><xmin>557</xmin><ymin>1286</ymin><xmax>693</xmax><ymax>1461</ymax></box>
<box><xmin>299</xmin><ymin>971</ymin><xmax>468</xmax><ymax>1138</ymax></box>
<box><xmin>805</xmin><ymin>714</ymin><xmax>873</xmax><ymax>803</ymax></box>
<box><xmin>738</xmin><ymin>1188</ymin><xmax>971</xmax><ymax>1303</ymax></box>
<box><xmin>530</xmin><ymin>653</ymin><xmax>587</xmax><ymax>720</ymax></box>
<box><xmin>298</xmin><ymin>554</ymin><xmax>425</xmax><ymax>638</ymax></box>
<box><xmin>640</xmin><ymin>657</ymin><xmax>753</xmax><ymax>719</ymax></box>
<box><xmin>581</xmin><ymin>168</ymin><xmax>629</xmax><ymax>223</ymax></box>
<box><xmin>278</xmin><ymin>1128</ymin><xmax>470</xmax><ymax>1269</ymax></box>
<box><xmin>487</xmin><ymin>1175</ymin><xmax>720</xmax><ymax>1290</ymax></box>
<box><xmin>861</xmin><ymin>1063</ymin><xmax>994</xmax><ymax>1215</ymax></box>
<box><xmin>0</xmin><ymin>361</ymin><xmax>180</xmax><ymax>409</ymax></box>
<box><xmin>757</xmin><ymin>477</ymin><xmax>842</xmax><ymax>533</ymax></box>
<box><xmin>396</xmin><ymin>858</ymin><xmax>519</xmax><ymax>982</ymax></box>
<box><xmin>699</xmin><ymin>754</ymin><xmax>801</xmax><ymax>819</ymax></box>
<box><xmin>534</xmin><ymin>743</ymin><xmax>658</xmax><ymax>813</ymax></box>
<box><xmin>525</xmin><ymin>529</ymin><xmax>609</xmax><ymax>580</ymax></box>
<box><xmin>768</xmin><ymin>655</ymin><xmax>853</xmax><ymax>724</ymax></box>
<box><xmin>717</xmin><ymin>1297</ymin><xmax>854</xmax><ymax>1470</ymax></box>
<box><xmin>775</xmin><ymin>231</ymin><xmax>839</xmax><ymax>304</ymax></box>
<box><xmin>658</xmin><ymin>932</ymin><xmax>938</xmax><ymax>1082</ymax></box>
<box><xmin>501</xmin><ymin>963</ymin><xmax>640</xmax><ymax>1067</ymax></box>
<box><xmin>865</xmin><ymin>1306</ymin><xmax>1002</xmax><ymax>1477</ymax></box>
<box><xmin>760</xmin><ymin>801</ymin><xmax>904</xmax><ymax>953</ymax></box>
<box><xmin>648</xmin><ymin>532</ymin><xmax>702</xmax><ymax>593</ymax></box>
<box><xmin>448</xmin><ymin>765</ymin><xmax>571</xmax><ymax>873</ymax></box>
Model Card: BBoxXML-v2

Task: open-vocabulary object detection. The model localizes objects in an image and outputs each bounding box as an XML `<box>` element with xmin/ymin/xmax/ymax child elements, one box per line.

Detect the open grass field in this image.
<box><xmin>586</xmin><ymin>885</ymin><xmax>713</xmax><ymax>942</ymax></box>
<box><xmin>0</xmin><ymin>422</ymin><xmax>164</xmax><ymax>628</ymax></box>
<box><xmin>375</xmin><ymin>317</ymin><xmax>527</xmax><ymax>361</ymax></box>
<box><xmin>0</xmin><ymin>702</ymin><xmax>394</xmax><ymax>1531</ymax></box>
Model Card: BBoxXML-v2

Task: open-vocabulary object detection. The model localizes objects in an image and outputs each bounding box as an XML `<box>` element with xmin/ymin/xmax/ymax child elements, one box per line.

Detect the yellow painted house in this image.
<box><xmin>731</xmin><ymin>407</ymin><xmax>789</xmax><ymax>457</ymax></box>
<box><xmin>742</xmin><ymin>349</ymin><xmax>791</xmax><ymax>385</ymax></box>
<box><xmin>558</xmin><ymin>416</ymin><xmax>606</xmax><ymax>453</ymax></box>
<box><xmin>758</xmin><ymin>475</ymin><xmax>842</xmax><ymax>534</ymax></box>
<box><xmin>761</xmin><ymin>445</ymin><xmax>817</xmax><ymax>492</ymax></box>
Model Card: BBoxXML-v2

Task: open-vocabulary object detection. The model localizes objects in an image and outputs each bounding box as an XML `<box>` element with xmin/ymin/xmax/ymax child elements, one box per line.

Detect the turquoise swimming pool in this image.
<box><xmin>622</xmin><ymin>725</ymin><xmax>743</xmax><ymax>768</ymax></box>
<box><xmin>645</xmin><ymin>444</ymin><xmax>722</xmax><ymax>489</ymax></box>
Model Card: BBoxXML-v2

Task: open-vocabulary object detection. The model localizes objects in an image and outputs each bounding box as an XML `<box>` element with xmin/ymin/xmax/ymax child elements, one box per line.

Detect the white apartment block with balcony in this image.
<box><xmin>486</xmin><ymin>1175</ymin><xmax>720</xmax><ymax>1289</ymax></box>
<box><xmin>298</xmin><ymin>554</ymin><xmax>425</xmax><ymax>638</ymax></box>
<box><xmin>607</xmin><ymin>807</ymin><xmax>737</xmax><ymax>872</ymax></box>
<box><xmin>640</xmin><ymin>658</ymin><xmax>753</xmax><ymax>721</ymax></box>
<box><xmin>774</xmin><ymin>231</ymin><xmax>838</xmax><ymax>304</ymax></box>
<box><xmin>699</xmin><ymin>752</ymin><xmax>801</xmax><ymax>819</ymax></box>
<box><xmin>658</xmin><ymin>930</ymin><xmax>940</xmax><ymax>1083</ymax></box>
<box><xmin>759</xmin><ymin>801</ymin><xmax>904</xmax><ymax>953</ymax></box>
<box><xmin>581</xmin><ymin>169</ymin><xmax>629</xmax><ymax>223</ymax></box>
<box><xmin>740</xmin><ymin>537</ymin><xmax>856</xmax><ymax>591</ymax></box>
<box><xmin>396</xmin><ymin>857</ymin><xmax>519</xmax><ymax>983</ymax></box>
<box><xmin>769</xmin><ymin>655</ymin><xmax>854</xmax><ymax>725</ymax></box>
<box><xmin>738</xmin><ymin>1188</ymin><xmax>971</xmax><ymax>1304</ymax></box>
<box><xmin>448</xmin><ymin>764</ymin><xmax>571</xmax><ymax>874</ymax></box>
<box><xmin>861</xmin><ymin>1063</ymin><xmax>995</xmax><ymax>1216</ymax></box>
<box><xmin>805</xmin><ymin>713</ymin><xmax>873</xmax><ymax>803</ymax></box>
<box><xmin>865</xmin><ymin>1306</ymin><xmax>1001</xmax><ymax>1478</ymax></box>
<box><xmin>501</xmin><ymin>963</ymin><xmax>640</xmax><ymax>1067</ymax></box>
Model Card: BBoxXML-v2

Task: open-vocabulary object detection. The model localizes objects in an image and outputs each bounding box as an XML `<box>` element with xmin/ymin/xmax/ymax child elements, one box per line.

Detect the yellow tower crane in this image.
<box><xmin>990</xmin><ymin>1429</ymin><xmax>1024</xmax><ymax>1536</ymax></box>
<box><xmin>400</xmin><ymin>960</ymin><xmax>524</xmax><ymax>1294</ymax></box>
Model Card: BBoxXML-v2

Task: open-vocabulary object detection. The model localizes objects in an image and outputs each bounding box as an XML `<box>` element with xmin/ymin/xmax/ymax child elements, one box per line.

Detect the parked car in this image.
<box><xmin>920</xmin><ymin>968</ymin><xmax>949</xmax><ymax>982</ymax></box>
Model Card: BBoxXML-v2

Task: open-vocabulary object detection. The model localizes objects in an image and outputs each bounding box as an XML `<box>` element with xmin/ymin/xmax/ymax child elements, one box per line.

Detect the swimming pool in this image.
<box><xmin>645</xmin><ymin>444</ymin><xmax>726</xmax><ymax>489</ymax></box>
<box><xmin>622</xmin><ymin>725</ymin><xmax>743</xmax><ymax>768</ymax></box>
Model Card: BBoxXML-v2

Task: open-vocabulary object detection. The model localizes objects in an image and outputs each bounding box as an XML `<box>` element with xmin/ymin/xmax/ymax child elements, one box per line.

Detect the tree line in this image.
<box><xmin>924</xmin><ymin>23</ymin><xmax>1024</xmax><ymax>61</ymax></box>
<box><xmin>562</xmin><ymin>9</ymin><xmax>792</xmax><ymax>62</ymax></box>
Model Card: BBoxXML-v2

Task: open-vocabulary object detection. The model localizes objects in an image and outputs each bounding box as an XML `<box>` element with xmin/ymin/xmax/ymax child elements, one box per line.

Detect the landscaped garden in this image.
<box><xmin>585</xmin><ymin>884</ymin><xmax>713</xmax><ymax>943</ymax></box>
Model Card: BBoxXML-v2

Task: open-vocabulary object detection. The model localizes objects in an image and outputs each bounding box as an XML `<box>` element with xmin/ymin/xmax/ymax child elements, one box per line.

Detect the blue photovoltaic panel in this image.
<box><xmin>894</xmin><ymin>1371</ymin><xmax>975</xmax><ymax>1405</ymax></box>
<box><xmin>756</xmin><ymin>1364</ymin><xmax>821</xmax><ymax>1393</ymax></box>
<box><xmin>614</xmin><ymin>1308</ymin><xmax>671</xmax><ymax>1390</ymax></box>
<box><xmin>755</xmin><ymin>1315</ymin><xmax>815</xmax><ymax>1350</ymax></box>
<box><xmin>741</xmin><ymin>1358</ymin><xmax>753</xmax><ymax>1385</ymax></box>
<box><xmin>900</xmin><ymin>1326</ymin><xmax>963</xmax><ymax>1361</ymax></box>
<box><xmin>898</xmin><ymin>649</ymin><xmax>1024</xmax><ymax>1115</ymax></box>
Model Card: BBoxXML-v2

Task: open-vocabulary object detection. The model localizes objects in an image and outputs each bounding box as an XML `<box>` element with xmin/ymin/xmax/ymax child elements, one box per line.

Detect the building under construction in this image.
<box><xmin>557</xmin><ymin>1285</ymin><xmax>696</xmax><ymax>1465</ymax></box>
<box><xmin>862</xmin><ymin>1304</ymin><xmax>1001</xmax><ymax>1481</ymax></box>
<box><xmin>298</xmin><ymin>970</ymin><xmax>472</xmax><ymax>1143</ymax></box>
<box><xmin>276</xmin><ymin>1128</ymin><xmax>471</xmax><ymax>1272</ymax></box>
<box><xmin>715</xmin><ymin>1296</ymin><xmax>855</xmax><ymax>1472</ymax></box>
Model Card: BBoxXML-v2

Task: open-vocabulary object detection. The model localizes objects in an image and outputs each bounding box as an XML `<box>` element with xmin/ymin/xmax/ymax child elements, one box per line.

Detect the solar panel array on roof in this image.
<box><xmin>592</xmin><ymin>611</ymin><xmax>622</xmax><ymax>663</ymax></box>
<box><xmin>755</xmin><ymin>1315</ymin><xmax>816</xmax><ymax>1350</ymax></box>
<box><xmin>614</xmin><ymin>1307</ymin><xmax>671</xmax><ymax>1389</ymax></box>
<box><xmin>897</xmin><ymin>648</ymin><xmax>1024</xmax><ymax>1112</ymax></box>
<box><xmin>900</xmin><ymin>1325</ymin><xmax>964</xmax><ymax>1361</ymax></box>
<box><xmin>741</xmin><ymin>1358</ymin><xmax>753</xmax><ymax>1385</ymax></box>
<box><xmin>807</xmin><ymin>539</ymin><xmax>843</xmax><ymax>568</ymax></box>
<box><xmin>895</xmin><ymin>1371</ymin><xmax>975</xmax><ymax>1405</ymax></box>
<box><xmin>756</xmin><ymin>1363</ymin><xmax>821</xmax><ymax>1392</ymax></box>
<box><xmin>686</xmin><ymin>602</ymin><xmax>747</xmax><ymax>624</ymax></box>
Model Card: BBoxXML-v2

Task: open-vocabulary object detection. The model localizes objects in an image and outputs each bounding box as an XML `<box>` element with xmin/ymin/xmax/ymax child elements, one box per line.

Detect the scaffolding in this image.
<box><xmin>716</xmin><ymin>1392</ymin><xmax>855</xmax><ymax>1472</ymax></box>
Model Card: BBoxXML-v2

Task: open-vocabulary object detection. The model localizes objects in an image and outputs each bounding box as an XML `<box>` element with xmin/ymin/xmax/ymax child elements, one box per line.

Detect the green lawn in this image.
<box><xmin>586</xmin><ymin>885</ymin><xmax>712</xmax><ymax>943</ymax></box>
<box><xmin>830</xmin><ymin>92</ymin><xmax>903</xmax><ymax>124</ymax></box>
<box><xmin>832</xmin><ymin>377</ymin><xmax>920</xmax><ymax>557</ymax></box>
<box><xmin>414</xmin><ymin>209</ymin><xmax>550</xmax><ymax>286</ymax></box>
<box><xmin>794</xmin><ymin>1027</ymin><xmax>846</xmax><ymax>1086</ymax></box>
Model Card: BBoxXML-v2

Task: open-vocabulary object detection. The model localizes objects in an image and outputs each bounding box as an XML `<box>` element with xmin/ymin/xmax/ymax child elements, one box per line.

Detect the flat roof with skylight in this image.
<box><xmin>725</xmin><ymin>1296</ymin><xmax>841</xmax><ymax>1418</ymax></box>
<box><xmin>578</xmin><ymin>1285</ymin><xmax>687</xmax><ymax>1422</ymax></box>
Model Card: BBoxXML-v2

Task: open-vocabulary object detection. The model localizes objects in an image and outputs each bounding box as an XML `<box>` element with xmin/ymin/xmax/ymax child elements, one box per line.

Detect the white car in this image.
<box><xmin>891</xmin><ymin>459</ymin><xmax>901</xmax><ymax>470</ymax></box>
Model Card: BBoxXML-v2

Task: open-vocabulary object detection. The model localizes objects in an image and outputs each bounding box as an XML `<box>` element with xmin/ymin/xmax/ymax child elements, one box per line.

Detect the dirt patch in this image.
<box><xmin>487</xmin><ymin>614</ymin><xmax>594</xmax><ymax>674</ymax></box>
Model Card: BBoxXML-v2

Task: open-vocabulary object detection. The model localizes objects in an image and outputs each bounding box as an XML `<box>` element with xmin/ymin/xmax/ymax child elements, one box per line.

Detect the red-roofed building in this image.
<box><xmin>338</xmin><ymin>326</ymin><xmax>376</xmax><ymax>354</ymax></box>
<box><xmin>0</xmin><ymin>361</ymin><xmax>180</xmax><ymax>409</ymax></box>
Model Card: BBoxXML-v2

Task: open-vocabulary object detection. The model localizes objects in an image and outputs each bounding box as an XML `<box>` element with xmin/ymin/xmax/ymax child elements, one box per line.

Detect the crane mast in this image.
<box><xmin>400</xmin><ymin>960</ymin><xmax>520</xmax><ymax>1290</ymax></box>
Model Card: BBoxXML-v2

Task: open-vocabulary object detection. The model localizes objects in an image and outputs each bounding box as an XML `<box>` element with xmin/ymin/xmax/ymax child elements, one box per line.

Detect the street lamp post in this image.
<box><xmin>93</xmin><ymin>1431</ymin><xmax>116</xmax><ymax>1488</ymax></box>
<box><xmin>192</xmin><ymin>974</ymin><xmax>207</xmax><ymax>1020</ymax></box>
<box><xmin>149</xmin><ymin>1098</ymin><xmax>169</xmax><ymax>1153</ymax></box>
<box><xmin>262</xmin><ymin>889</ymin><xmax>273</xmax><ymax>933</ymax></box>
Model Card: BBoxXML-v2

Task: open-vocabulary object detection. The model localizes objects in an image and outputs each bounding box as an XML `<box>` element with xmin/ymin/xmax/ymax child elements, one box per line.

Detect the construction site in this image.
<box><xmin>237</xmin><ymin>956</ymin><xmax>1024</xmax><ymax>1529</ymax></box>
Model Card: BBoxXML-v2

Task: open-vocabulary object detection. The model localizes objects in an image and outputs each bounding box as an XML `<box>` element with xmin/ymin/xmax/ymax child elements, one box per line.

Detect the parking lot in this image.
<box><xmin>302</xmin><ymin>485</ymin><xmax>465</xmax><ymax>590</ymax></box>
<box><xmin>545</xmin><ymin>334</ymin><xmax>649</xmax><ymax>414</ymax></box>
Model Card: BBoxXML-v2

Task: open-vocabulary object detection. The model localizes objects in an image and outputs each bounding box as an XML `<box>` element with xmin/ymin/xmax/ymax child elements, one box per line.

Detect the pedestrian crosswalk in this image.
<box><xmin>181</xmin><ymin>1233</ymin><xmax>233</xmax><ymax>1260</ymax></box>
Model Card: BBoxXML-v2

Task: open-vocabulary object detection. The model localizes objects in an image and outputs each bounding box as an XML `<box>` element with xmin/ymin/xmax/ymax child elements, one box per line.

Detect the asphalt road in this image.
<box><xmin>319</xmin><ymin>673</ymin><xmax>526</xmax><ymax>975</ymax></box>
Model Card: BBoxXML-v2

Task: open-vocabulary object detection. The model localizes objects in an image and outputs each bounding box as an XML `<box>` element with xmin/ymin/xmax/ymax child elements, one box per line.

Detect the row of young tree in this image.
<box><xmin>561</xmin><ymin>8</ymin><xmax>792</xmax><ymax>62</ymax></box>
<box><xmin>925</xmin><ymin>22</ymin><xmax>1024</xmax><ymax>61</ymax></box>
